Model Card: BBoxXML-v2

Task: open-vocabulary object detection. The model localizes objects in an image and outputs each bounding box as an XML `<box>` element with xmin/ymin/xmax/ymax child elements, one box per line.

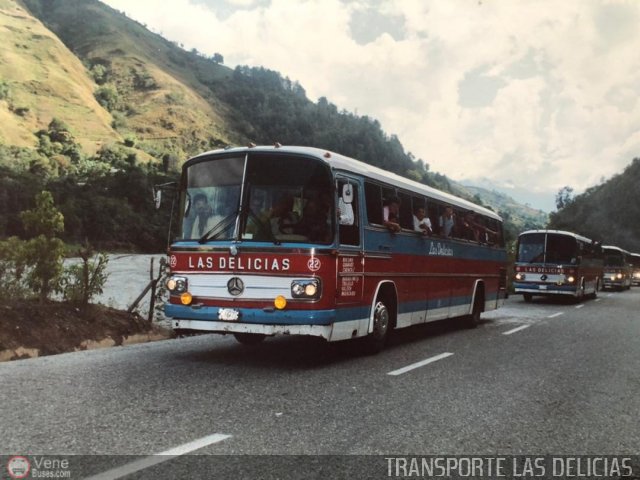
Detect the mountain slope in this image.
<box><xmin>0</xmin><ymin>0</ymin><xmax>118</xmax><ymax>153</ymax></box>
<box><xmin>549</xmin><ymin>157</ymin><xmax>640</xmax><ymax>252</ymax></box>
<box><xmin>20</xmin><ymin>0</ymin><xmax>244</xmax><ymax>158</ymax></box>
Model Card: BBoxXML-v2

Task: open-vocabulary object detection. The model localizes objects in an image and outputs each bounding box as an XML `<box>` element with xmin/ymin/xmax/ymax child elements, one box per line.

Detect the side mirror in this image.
<box><xmin>342</xmin><ymin>183</ymin><xmax>353</xmax><ymax>204</ymax></box>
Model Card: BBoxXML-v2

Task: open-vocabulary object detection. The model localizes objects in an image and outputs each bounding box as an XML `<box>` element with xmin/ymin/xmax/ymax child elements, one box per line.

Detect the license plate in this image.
<box><xmin>218</xmin><ymin>308</ymin><xmax>240</xmax><ymax>321</ymax></box>
<box><xmin>539</xmin><ymin>285</ymin><xmax>547</xmax><ymax>290</ymax></box>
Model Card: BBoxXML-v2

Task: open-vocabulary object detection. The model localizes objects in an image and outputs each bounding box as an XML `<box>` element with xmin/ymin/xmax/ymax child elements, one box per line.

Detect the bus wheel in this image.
<box><xmin>523</xmin><ymin>293</ymin><xmax>532</xmax><ymax>303</ymax></box>
<box><xmin>464</xmin><ymin>293</ymin><xmax>483</xmax><ymax>329</ymax></box>
<box><xmin>233</xmin><ymin>333</ymin><xmax>266</xmax><ymax>346</ymax></box>
<box><xmin>588</xmin><ymin>279</ymin><xmax>599</xmax><ymax>299</ymax></box>
<box><xmin>362</xmin><ymin>300</ymin><xmax>390</xmax><ymax>355</ymax></box>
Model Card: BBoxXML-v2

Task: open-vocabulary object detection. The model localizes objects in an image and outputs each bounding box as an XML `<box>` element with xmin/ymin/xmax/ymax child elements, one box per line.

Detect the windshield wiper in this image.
<box><xmin>198</xmin><ymin>214</ymin><xmax>237</xmax><ymax>243</ymax></box>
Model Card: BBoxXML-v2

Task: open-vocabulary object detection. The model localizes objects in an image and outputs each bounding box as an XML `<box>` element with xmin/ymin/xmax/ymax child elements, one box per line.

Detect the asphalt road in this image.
<box><xmin>2</xmin><ymin>288</ymin><xmax>639</xmax><ymax>478</ymax></box>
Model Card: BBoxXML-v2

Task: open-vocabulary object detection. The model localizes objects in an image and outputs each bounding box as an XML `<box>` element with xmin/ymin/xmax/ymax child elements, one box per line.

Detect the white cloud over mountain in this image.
<box><xmin>102</xmin><ymin>0</ymin><xmax>640</xmax><ymax>211</ymax></box>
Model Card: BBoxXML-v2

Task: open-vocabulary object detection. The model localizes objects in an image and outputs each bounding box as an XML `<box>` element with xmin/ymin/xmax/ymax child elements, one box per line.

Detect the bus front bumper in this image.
<box><xmin>513</xmin><ymin>283</ymin><xmax>578</xmax><ymax>296</ymax></box>
<box><xmin>171</xmin><ymin>319</ymin><xmax>333</xmax><ymax>340</ymax></box>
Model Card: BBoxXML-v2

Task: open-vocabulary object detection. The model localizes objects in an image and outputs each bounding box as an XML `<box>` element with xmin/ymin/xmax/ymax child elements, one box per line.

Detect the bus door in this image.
<box><xmin>336</xmin><ymin>177</ymin><xmax>363</xmax><ymax>304</ymax></box>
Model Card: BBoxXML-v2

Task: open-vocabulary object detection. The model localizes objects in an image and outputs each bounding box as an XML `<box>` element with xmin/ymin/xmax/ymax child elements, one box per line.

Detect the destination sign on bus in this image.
<box><xmin>171</xmin><ymin>253</ymin><xmax>303</xmax><ymax>272</ymax></box>
<box><xmin>518</xmin><ymin>266</ymin><xmax>564</xmax><ymax>274</ymax></box>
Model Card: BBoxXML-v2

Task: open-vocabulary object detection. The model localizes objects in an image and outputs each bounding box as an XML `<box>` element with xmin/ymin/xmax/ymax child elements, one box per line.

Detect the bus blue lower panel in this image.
<box><xmin>166</xmin><ymin>291</ymin><xmax>501</xmax><ymax>326</ymax></box>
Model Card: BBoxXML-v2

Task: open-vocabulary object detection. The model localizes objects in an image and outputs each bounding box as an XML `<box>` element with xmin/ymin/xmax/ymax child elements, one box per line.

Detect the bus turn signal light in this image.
<box><xmin>274</xmin><ymin>295</ymin><xmax>287</xmax><ymax>310</ymax></box>
<box><xmin>180</xmin><ymin>292</ymin><xmax>193</xmax><ymax>305</ymax></box>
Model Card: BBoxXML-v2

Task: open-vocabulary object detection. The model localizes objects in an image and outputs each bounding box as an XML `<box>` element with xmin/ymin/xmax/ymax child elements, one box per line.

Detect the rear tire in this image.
<box><xmin>233</xmin><ymin>333</ymin><xmax>266</xmax><ymax>346</ymax></box>
<box><xmin>361</xmin><ymin>300</ymin><xmax>390</xmax><ymax>355</ymax></box>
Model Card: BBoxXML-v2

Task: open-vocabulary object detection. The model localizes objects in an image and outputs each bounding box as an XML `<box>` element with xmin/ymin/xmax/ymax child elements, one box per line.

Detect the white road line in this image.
<box><xmin>607</xmin><ymin>293</ymin><xmax>613</xmax><ymax>297</ymax></box>
<box><xmin>502</xmin><ymin>325</ymin><xmax>530</xmax><ymax>335</ymax></box>
<box><xmin>595</xmin><ymin>299</ymin><xmax>601</xmax><ymax>302</ymax></box>
<box><xmin>575</xmin><ymin>304</ymin><xmax>585</xmax><ymax>309</ymax></box>
<box><xmin>547</xmin><ymin>312</ymin><xmax>564</xmax><ymax>318</ymax></box>
<box><xmin>388</xmin><ymin>352</ymin><xmax>453</xmax><ymax>376</ymax></box>
<box><xmin>85</xmin><ymin>433</ymin><xmax>231</xmax><ymax>480</ymax></box>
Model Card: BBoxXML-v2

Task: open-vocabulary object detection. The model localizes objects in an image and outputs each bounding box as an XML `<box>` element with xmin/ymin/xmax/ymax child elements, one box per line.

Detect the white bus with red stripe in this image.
<box><xmin>164</xmin><ymin>145</ymin><xmax>508</xmax><ymax>352</ymax></box>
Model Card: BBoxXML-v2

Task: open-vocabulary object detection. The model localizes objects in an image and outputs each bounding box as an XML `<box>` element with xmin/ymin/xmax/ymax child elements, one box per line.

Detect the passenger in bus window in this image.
<box><xmin>190</xmin><ymin>193</ymin><xmax>223</xmax><ymax>238</ymax></box>
<box><xmin>439</xmin><ymin>206</ymin><xmax>455</xmax><ymax>237</ymax></box>
<box><xmin>413</xmin><ymin>206</ymin><xmax>432</xmax><ymax>235</ymax></box>
<box><xmin>383</xmin><ymin>196</ymin><xmax>402</xmax><ymax>232</ymax></box>
<box><xmin>461</xmin><ymin>211</ymin><xmax>480</xmax><ymax>242</ymax></box>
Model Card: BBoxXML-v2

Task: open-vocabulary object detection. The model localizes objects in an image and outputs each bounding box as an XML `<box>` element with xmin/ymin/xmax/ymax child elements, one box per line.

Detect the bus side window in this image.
<box><xmin>365</xmin><ymin>182</ymin><xmax>383</xmax><ymax>225</ymax></box>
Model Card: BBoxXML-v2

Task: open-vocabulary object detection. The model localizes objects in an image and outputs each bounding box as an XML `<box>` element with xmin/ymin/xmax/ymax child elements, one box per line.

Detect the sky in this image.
<box><xmin>101</xmin><ymin>0</ymin><xmax>640</xmax><ymax>212</ymax></box>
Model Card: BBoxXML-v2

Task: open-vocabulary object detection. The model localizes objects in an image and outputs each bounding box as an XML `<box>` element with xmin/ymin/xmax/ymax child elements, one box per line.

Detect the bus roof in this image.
<box><xmin>187</xmin><ymin>145</ymin><xmax>502</xmax><ymax>221</ymax></box>
<box><xmin>602</xmin><ymin>245</ymin><xmax>630</xmax><ymax>254</ymax></box>
<box><xmin>518</xmin><ymin>229</ymin><xmax>594</xmax><ymax>244</ymax></box>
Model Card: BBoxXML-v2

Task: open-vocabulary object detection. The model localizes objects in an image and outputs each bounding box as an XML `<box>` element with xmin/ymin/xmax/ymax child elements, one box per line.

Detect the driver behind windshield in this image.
<box><xmin>190</xmin><ymin>193</ymin><xmax>224</xmax><ymax>238</ymax></box>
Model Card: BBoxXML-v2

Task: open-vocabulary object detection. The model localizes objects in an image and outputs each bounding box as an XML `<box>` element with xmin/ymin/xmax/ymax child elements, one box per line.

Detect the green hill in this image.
<box><xmin>0</xmin><ymin>0</ymin><xmax>119</xmax><ymax>153</ymax></box>
<box><xmin>549</xmin><ymin>158</ymin><xmax>640</xmax><ymax>252</ymax></box>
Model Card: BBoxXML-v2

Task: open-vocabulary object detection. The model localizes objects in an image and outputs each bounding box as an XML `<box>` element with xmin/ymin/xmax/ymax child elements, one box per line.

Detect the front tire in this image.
<box><xmin>361</xmin><ymin>300</ymin><xmax>390</xmax><ymax>355</ymax></box>
<box><xmin>233</xmin><ymin>333</ymin><xmax>266</xmax><ymax>346</ymax></box>
<box><xmin>523</xmin><ymin>293</ymin><xmax>532</xmax><ymax>303</ymax></box>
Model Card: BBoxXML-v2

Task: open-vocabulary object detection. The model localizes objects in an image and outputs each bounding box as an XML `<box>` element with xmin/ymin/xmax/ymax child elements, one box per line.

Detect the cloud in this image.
<box><xmin>101</xmin><ymin>0</ymin><xmax>640</xmax><ymax>211</ymax></box>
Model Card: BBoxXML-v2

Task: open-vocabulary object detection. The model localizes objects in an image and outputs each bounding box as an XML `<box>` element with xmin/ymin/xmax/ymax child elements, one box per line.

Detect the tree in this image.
<box><xmin>555</xmin><ymin>186</ymin><xmax>574</xmax><ymax>210</ymax></box>
<box><xmin>212</xmin><ymin>52</ymin><xmax>224</xmax><ymax>64</ymax></box>
<box><xmin>19</xmin><ymin>191</ymin><xmax>66</xmax><ymax>301</ymax></box>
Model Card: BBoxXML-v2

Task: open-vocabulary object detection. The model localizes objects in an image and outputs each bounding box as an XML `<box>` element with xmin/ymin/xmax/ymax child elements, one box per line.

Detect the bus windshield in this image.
<box><xmin>180</xmin><ymin>153</ymin><xmax>334</xmax><ymax>244</ymax></box>
<box><xmin>517</xmin><ymin>233</ymin><xmax>579</xmax><ymax>264</ymax></box>
<box><xmin>604</xmin><ymin>253</ymin><xmax>624</xmax><ymax>267</ymax></box>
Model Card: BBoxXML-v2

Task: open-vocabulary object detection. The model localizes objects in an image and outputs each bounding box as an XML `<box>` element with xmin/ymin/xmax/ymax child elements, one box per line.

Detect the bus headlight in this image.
<box><xmin>291</xmin><ymin>279</ymin><xmax>321</xmax><ymax>299</ymax></box>
<box><xmin>167</xmin><ymin>276</ymin><xmax>188</xmax><ymax>293</ymax></box>
<box><xmin>565</xmin><ymin>275</ymin><xmax>575</xmax><ymax>283</ymax></box>
<box><xmin>515</xmin><ymin>273</ymin><xmax>525</xmax><ymax>281</ymax></box>
<box><xmin>616</xmin><ymin>273</ymin><xmax>623</xmax><ymax>279</ymax></box>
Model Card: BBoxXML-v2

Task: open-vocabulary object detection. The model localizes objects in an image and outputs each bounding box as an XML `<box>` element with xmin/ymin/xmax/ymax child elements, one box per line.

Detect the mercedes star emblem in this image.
<box><xmin>227</xmin><ymin>277</ymin><xmax>244</xmax><ymax>296</ymax></box>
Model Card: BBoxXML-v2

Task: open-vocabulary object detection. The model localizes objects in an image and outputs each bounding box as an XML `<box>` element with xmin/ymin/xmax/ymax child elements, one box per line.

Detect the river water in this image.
<box><xmin>95</xmin><ymin>253</ymin><xmax>168</xmax><ymax>325</ymax></box>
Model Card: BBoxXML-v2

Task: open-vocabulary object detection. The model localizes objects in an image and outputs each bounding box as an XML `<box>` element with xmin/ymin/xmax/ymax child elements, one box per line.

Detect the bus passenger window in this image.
<box><xmin>365</xmin><ymin>182</ymin><xmax>382</xmax><ymax>225</ymax></box>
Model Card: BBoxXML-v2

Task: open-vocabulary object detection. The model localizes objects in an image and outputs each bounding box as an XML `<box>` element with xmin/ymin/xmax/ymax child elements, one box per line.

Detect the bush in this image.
<box><xmin>111</xmin><ymin>111</ymin><xmax>127</xmax><ymax>130</ymax></box>
<box><xmin>0</xmin><ymin>80</ymin><xmax>9</xmax><ymax>100</ymax></box>
<box><xmin>95</xmin><ymin>84</ymin><xmax>120</xmax><ymax>111</ymax></box>
<box><xmin>0</xmin><ymin>236</ymin><xmax>29</xmax><ymax>297</ymax></box>
<box><xmin>124</xmin><ymin>135</ymin><xmax>136</xmax><ymax>147</ymax></box>
<box><xmin>60</xmin><ymin>247</ymin><xmax>109</xmax><ymax>307</ymax></box>
<box><xmin>90</xmin><ymin>64</ymin><xmax>108</xmax><ymax>85</ymax></box>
